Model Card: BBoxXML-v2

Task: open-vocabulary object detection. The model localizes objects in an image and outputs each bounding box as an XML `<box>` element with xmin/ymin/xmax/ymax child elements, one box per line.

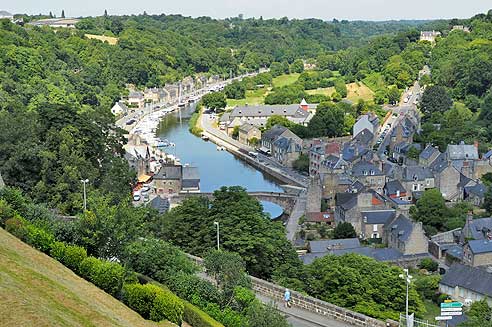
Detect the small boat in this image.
<box><xmin>201</xmin><ymin>135</ymin><xmax>209</xmax><ymax>141</ymax></box>
<box><xmin>216</xmin><ymin>146</ymin><xmax>225</xmax><ymax>151</ymax></box>
<box><xmin>178</xmin><ymin>101</ymin><xmax>186</xmax><ymax>107</ymax></box>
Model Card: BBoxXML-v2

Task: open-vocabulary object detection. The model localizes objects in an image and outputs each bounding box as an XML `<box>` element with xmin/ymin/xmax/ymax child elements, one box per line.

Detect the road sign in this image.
<box><xmin>436</xmin><ymin>316</ymin><xmax>452</xmax><ymax>321</ymax></box>
<box><xmin>441</xmin><ymin>308</ymin><xmax>463</xmax><ymax>312</ymax></box>
<box><xmin>444</xmin><ymin>300</ymin><xmax>453</xmax><ymax>303</ymax></box>
<box><xmin>441</xmin><ymin>311</ymin><xmax>463</xmax><ymax>316</ymax></box>
<box><xmin>441</xmin><ymin>302</ymin><xmax>463</xmax><ymax>308</ymax></box>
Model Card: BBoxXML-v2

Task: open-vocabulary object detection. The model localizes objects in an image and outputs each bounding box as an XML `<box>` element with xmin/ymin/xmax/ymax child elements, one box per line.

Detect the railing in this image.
<box><xmin>186</xmin><ymin>253</ymin><xmax>394</xmax><ymax>327</ymax></box>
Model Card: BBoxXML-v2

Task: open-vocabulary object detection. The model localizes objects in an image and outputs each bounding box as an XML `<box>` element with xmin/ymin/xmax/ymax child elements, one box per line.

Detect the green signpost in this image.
<box><xmin>440</xmin><ymin>302</ymin><xmax>463</xmax><ymax>309</ymax></box>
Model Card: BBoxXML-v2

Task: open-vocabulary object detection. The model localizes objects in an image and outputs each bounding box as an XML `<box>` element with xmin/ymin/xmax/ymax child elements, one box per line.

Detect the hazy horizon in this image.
<box><xmin>4</xmin><ymin>0</ymin><xmax>491</xmax><ymax>22</ymax></box>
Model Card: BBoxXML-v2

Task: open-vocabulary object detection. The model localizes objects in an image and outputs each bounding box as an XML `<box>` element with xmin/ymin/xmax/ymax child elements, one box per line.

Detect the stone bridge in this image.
<box><xmin>175</xmin><ymin>191</ymin><xmax>298</xmax><ymax>215</ymax></box>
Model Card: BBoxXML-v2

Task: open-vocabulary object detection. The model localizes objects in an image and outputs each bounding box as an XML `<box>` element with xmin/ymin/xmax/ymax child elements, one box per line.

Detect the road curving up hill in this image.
<box><xmin>0</xmin><ymin>228</ymin><xmax>171</xmax><ymax>327</ymax></box>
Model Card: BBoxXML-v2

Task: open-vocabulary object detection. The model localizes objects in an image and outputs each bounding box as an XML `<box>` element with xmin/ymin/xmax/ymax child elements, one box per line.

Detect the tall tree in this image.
<box><xmin>61</xmin><ymin>9</ymin><xmax>65</xmax><ymax>18</ymax></box>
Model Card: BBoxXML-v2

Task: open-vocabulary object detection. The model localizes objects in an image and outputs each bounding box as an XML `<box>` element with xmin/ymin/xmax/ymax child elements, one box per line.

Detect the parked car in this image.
<box><xmin>133</xmin><ymin>194</ymin><xmax>141</xmax><ymax>201</ymax></box>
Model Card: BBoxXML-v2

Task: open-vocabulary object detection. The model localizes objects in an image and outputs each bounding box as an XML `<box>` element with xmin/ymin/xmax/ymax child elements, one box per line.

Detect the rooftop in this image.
<box><xmin>467</xmin><ymin>239</ymin><xmax>492</xmax><ymax>254</ymax></box>
<box><xmin>230</xmin><ymin>104</ymin><xmax>310</xmax><ymax>119</ymax></box>
<box><xmin>154</xmin><ymin>165</ymin><xmax>182</xmax><ymax>180</ymax></box>
<box><xmin>309</xmin><ymin>238</ymin><xmax>361</xmax><ymax>253</ymax></box>
<box><xmin>447</xmin><ymin>143</ymin><xmax>479</xmax><ymax>160</ymax></box>
<box><xmin>351</xmin><ymin>160</ymin><xmax>382</xmax><ymax>177</ymax></box>
<box><xmin>440</xmin><ymin>263</ymin><xmax>492</xmax><ymax>298</ymax></box>
<box><xmin>361</xmin><ymin>210</ymin><xmax>396</xmax><ymax>225</ymax></box>
<box><xmin>388</xmin><ymin>215</ymin><xmax>413</xmax><ymax>242</ymax></box>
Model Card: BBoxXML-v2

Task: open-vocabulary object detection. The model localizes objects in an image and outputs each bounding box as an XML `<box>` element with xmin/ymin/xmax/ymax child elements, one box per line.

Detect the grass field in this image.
<box><xmin>227</xmin><ymin>87</ymin><xmax>269</xmax><ymax>107</ymax></box>
<box><xmin>85</xmin><ymin>34</ymin><xmax>119</xmax><ymax>45</ymax></box>
<box><xmin>346</xmin><ymin>82</ymin><xmax>374</xmax><ymax>102</ymax></box>
<box><xmin>305</xmin><ymin>82</ymin><xmax>374</xmax><ymax>102</ymax></box>
<box><xmin>0</xmin><ymin>228</ymin><xmax>169</xmax><ymax>327</ymax></box>
<box><xmin>272</xmin><ymin>73</ymin><xmax>300</xmax><ymax>88</ymax></box>
<box><xmin>422</xmin><ymin>300</ymin><xmax>440</xmax><ymax>322</ymax></box>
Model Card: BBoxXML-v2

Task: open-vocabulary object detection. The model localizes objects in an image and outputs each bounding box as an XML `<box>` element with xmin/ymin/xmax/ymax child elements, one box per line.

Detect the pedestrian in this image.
<box><xmin>283</xmin><ymin>288</ymin><xmax>291</xmax><ymax>308</ymax></box>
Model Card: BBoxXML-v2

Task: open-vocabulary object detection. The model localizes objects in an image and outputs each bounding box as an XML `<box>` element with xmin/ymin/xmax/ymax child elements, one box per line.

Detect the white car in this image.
<box><xmin>141</xmin><ymin>185</ymin><xmax>150</xmax><ymax>192</ymax></box>
<box><xmin>133</xmin><ymin>194</ymin><xmax>141</xmax><ymax>201</ymax></box>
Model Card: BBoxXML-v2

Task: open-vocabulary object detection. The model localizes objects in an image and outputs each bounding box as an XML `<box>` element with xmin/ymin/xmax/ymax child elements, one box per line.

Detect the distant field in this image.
<box><xmin>306</xmin><ymin>87</ymin><xmax>335</xmax><ymax>97</ymax></box>
<box><xmin>272</xmin><ymin>73</ymin><xmax>300</xmax><ymax>88</ymax></box>
<box><xmin>362</xmin><ymin>72</ymin><xmax>386</xmax><ymax>92</ymax></box>
<box><xmin>227</xmin><ymin>87</ymin><xmax>269</xmax><ymax>107</ymax></box>
<box><xmin>0</xmin><ymin>228</ymin><xmax>167</xmax><ymax>327</ymax></box>
<box><xmin>346</xmin><ymin>82</ymin><xmax>374</xmax><ymax>102</ymax></box>
<box><xmin>85</xmin><ymin>34</ymin><xmax>119</xmax><ymax>45</ymax></box>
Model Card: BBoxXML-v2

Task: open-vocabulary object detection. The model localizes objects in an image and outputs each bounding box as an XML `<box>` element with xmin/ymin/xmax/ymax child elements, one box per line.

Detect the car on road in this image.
<box><xmin>126</xmin><ymin>119</ymin><xmax>136</xmax><ymax>125</ymax></box>
<box><xmin>133</xmin><ymin>193</ymin><xmax>141</xmax><ymax>201</ymax></box>
<box><xmin>141</xmin><ymin>185</ymin><xmax>150</xmax><ymax>192</ymax></box>
<box><xmin>387</xmin><ymin>157</ymin><xmax>398</xmax><ymax>163</ymax></box>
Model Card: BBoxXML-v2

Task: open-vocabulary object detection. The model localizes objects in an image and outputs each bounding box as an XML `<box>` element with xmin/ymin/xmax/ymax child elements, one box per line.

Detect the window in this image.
<box><xmin>373</xmin><ymin>225</ymin><xmax>378</xmax><ymax>232</ymax></box>
<box><xmin>413</xmin><ymin>184</ymin><xmax>418</xmax><ymax>191</ymax></box>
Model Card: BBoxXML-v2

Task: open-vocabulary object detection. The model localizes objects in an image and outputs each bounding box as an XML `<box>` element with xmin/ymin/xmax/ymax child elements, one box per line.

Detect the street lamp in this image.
<box><xmin>399</xmin><ymin>268</ymin><xmax>413</xmax><ymax>323</ymax></box>
<box><xmin>213</xmin><ymin>221</ymin><xmax>220</xmax><ymax>251</ymax></box>
<box><xmin>80</xmin><ymin>179</ymin><xmax>89</xmax><ymax>211</ymax></box>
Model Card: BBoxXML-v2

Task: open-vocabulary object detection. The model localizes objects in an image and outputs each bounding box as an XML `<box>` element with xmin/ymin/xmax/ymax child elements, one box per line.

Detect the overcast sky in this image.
<box><xmin>6</xmin><ymin>0</ymin><xmax>491</xmax><ymax>21</ymax></box>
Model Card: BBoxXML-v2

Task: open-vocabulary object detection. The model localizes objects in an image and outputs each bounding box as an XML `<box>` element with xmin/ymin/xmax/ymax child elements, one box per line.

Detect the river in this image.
<box><xmin>156</xmin><ymin>105</ymin><xmax>284</xmax><ymax>218</ymax></box>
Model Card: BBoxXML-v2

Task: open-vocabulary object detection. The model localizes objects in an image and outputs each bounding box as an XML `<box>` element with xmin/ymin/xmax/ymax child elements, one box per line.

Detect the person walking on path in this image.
<box><xmin>284</xmin><ymin>289</ymin><xmax>291</xmax><ymax>308</ymax></box>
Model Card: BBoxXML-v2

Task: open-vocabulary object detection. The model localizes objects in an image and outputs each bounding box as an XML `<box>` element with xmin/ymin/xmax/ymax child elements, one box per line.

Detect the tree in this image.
<box><xmin>104</xmin><ymin>9</ymin><xmax>108</xmax><ymax>17</ymax></box>
<box><xmin>387</xmin><ymin>86</ymin><xmax>401</xmax><ymax>105</ymax></box>
<box><xmin>61</xmin><ymin>10</ymin><xmax>65</xmax><ymax>18</ymax></box>
<box><xmin>410</xmin><ymin>188</ymin><xmax>448</xmax><ymax>234</ymax></box>
<box><xmin>224</xmin><ymin>81</ymin><xmax>246</xmax><ymax>99</ymax></box>
<box><xmin>407</xmin><ymin>146</ymin><xmax>421</xmax><ymax>160</ymax></box>
<box><xmin>418</xmin><ymin>258</ymin><xmax>438</xmax><ymax>272</ymax></box>
<box><xmin>421</xmin><ymin>86</ymin><xmax>453</xmax><ymax>121</ymax></box>
<box><xmin>459</xmin><ymin>299</ymin><xmax>492</xmax><ymax>327</ymax></box>
<box><xmin>293</xmin><ymin>154</ymin><xmax>309</xmax><ymax>173</ymax></box>
<box><xmin>49</xmin><ymin>11</ymin><xmax>53</xmax><ymax>18</ymax></box>
<box><xmin>201</xmin><ymin>92</ymin><xmax>227</xmax><ymax>111</ymax></box>
<box><xmin>290</xmin><ymin>59</ymin><xmax>304</xmax><ymax>73</ymax></box>
<box><xmin>333</xmin><ymin>222</ymin><xmax>357</xmax><ymax>239</ymax></box>
<box><xmin>204</xmin><ymin>250</ymin><xmax>249</xmax><ymax>299</ymax></box>
<box><xmin>265</xmin><ymin>115</ymin><xmax>293</xmax><ymax>130</ymax></box>
<box><xmin>246</xmin><ymin>302</ymin><xmax>290</xmax><ymax>327</ymax></box>
<box><xmin>305</xmin><ymin>102</ymin><xmax>345</xmax><ymax>137</ymax></box>
<box><xmin>334</xmin><ymin>79</ymin><xmax>348</xmax><ymax>98</ymax></box>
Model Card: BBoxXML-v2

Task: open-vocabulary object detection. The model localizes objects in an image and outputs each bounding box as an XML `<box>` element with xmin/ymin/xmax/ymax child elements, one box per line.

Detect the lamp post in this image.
<box><xmin>399</xmin><ymin>268</ymin><xmax>413</xmax><ymax>323</ymax></box>
<box><xmin>80</xmin><ymin>179</ymin><xmax>89</xmax><ymax>211</ymax></box>
<box><xmin>213</xmin><ymin>221</ymin><xmax>220</xmax><ymax>251</ymax></box>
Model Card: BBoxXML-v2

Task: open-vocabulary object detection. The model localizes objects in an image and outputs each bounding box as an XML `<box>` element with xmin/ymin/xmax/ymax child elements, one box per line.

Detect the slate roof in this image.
<box><xmin>465</xmin><ymin>183</ymin><xmax>487</xmax><ymax>198</ymax></box>
<box><xmin>220</xmin><ymin>113</ymin><xmax>231</xmax><ymax>123</ymax></box>
<box><xmin>273</xmin><ymin>137</ymin><xmax>301</xmax><ymax>152</ymax></box>
<box><xmin>300</xmin><ymin>247</ymin><xmax>405</xmax><ymax>264</ymax></box>
<box><xmin>262</xmin><ymin>125</ymin><xmax>288</xmax><ymax>143</ymax></box>
<box><xmin>342</xmin><ymin>143</ymin><xmax>369</xmax><ymax>162</ymax></box>
<box><xmin>429</xmin><ymin>152</ymin><xmax>448</xmax><ymax>173</ymax></box>
<box><xmin>402</xmin><ymin>166</ymin><xmax>434</xmax><ymax>181</ymax></box>
<box><xmin>308</xmin><ymin>238</ymin><xmax>361</xmax><ymax>253</ymax></box>
<box><xmin>336</xmin><ymin>192</ymin><xmax>358</xmax><ymax>211</ymax></box>
<box><xmin>447</xmin><ymin>143</ymin><xmax>479</xmax><ymax>160</ymax></box>
<box><xmin>445</xmin><ymin>245</ymin><xmax>464</xmax><ymax>260</ymax></box>
<box><xmin>353</xmin><ymin>128</ymin><xmax>374</xmax><ymax>145</ymax></box>
<box><xmin>230</xmin><ymin>104</ymin><xmax>310</xmax><ymax>119</ymax></box>
<box><xmin>149</xmin><ymin>196</ymin><xmax>170</xmax><ymax>214</ymax></box>
<box><xmin>351</xmin><ymin>160</ymin><xmax>383</xmax><ymax>177</ymax></box>
<box><xmin>468</xmin><ymin>239</ymin><xmax>492</xmax><ymax>254</ymax></box>
<box><xmin>385</xmin><ymin>180</ymin><xmax>406</xmax><ymax>195</ymax></box>
<box><xmin>462</xmin><ymin>217</ymin><xmax>492</xmax><ymax>241</ymax></box>
<box><xmin>154</xmin><ymin>165</ymin><xmax>182</xmax><ymax>180</ymax></box>
<box><xmin>239</xmin><ymin>123</ymin><xmax>258</xmax><ymax>133</ymax></box>
<box><xmin>361</xmin><ymin>210</ymin><xmax>396</xmax><ymax>225</ymax></box>
<box><xmin>440</xmin><ymin>263</ymin><xmax>492</xmax><ymax>298</ymax></box>
<box><xmin>182</xmin><ymin>166</ymin><xmax>199</xmax><ymax>180</ymax></box>
<box><xmin>351</xmin><ymin>180</ymin><xmax>365</xmax><ymax>193</ymax></box>
<box><xmin>128</xmin><ymin>91</ymin><xmax>144</xmax><ymax>99</ymax></box>
<box><xmin>321</xmin><ymin>155</ymin><xmax>345</xmax><ymax>170</ymax></box>
<box><xmin>420</xmin><ymin>145</ymin><xmax>440</xmax><ymax>160</ymax></box>
<box><xmin>458</xmin><ymin>173</ymin><xmax>473</xmax><ymax>188</ymax></box>
<box><xmin>388</xmin><ymin>215</ymin><xmax>413</xmax><ymax>242</ymax></box>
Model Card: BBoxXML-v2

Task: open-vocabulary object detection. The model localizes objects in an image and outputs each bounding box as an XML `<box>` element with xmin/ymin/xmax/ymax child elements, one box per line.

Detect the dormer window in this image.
<box><xmin>363</xmin><ymin>170</ymin><xmax>368</xmax><ymax>176</ymax></box>
<box><xmin>370</xmin><ymin>170</ymin><xmax>375</xmax><ymax>175</ymax></box>
<box><xmin>413</xmin><ymin>174</ymin><xmax>418</xmax><ymax>181</ymax></box>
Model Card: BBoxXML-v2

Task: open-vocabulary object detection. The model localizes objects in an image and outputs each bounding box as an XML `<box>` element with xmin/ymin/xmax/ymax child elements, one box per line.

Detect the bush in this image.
<box><xmin>50</xmin><ymin>241</ymin><xmax>67</xmax><ymax>262</ymax></box>
<box><xmin>5</xmin><ymin>215</ymin><xmax>28</xmax><ymax>240</ymax></box>
<box><xmin>183</xmin><ymin>302</ymin><xmax>224</xmax><ymax>327</ymax></box>
<box><xmin>25</xmin><ymin>225</ymin><xmax>55</xmax><ymax>254</ymax></box>
<box><xmin>418</xmin><ymin>258</ymin><xmax>438</xmax><ymax>272</ymax></box>
<box><xmin>79</xmin><ymin>257</ymin><xmax>125</xmax><ymax>297</ymax></box>
<box><xmin>0</xmin><ymin>199</ymin><xmax>15</xmax><ymax>226</ymax></box>
<box><xmin>123</xmin><ymin>283</ymin><xmax>159</xmax><ymax>319</ymax></box>
<box><xmin>63</xmin><ymin>245</ymin><xmax>88</xmax><ymax>274</ymax></box>
<box><xmin>167</xmin><ymin>273</ymin><xmax>223</xmax><ymax>307</ymax></box>
<box><xmin>150</xmin><ymin>287</ymin><xmax>184</xmax><ymax>325</ymax></box>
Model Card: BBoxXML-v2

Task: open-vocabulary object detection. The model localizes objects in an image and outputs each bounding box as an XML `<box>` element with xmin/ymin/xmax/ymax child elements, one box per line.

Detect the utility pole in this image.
<box><xmin>80</xmin><ymin>179</ymin><xmax>89</xmax><ymax>211</ymax></box>
<box><xmin>399</xmin><ymin>268</ymin><xmax>413</xmax><ymax>326</ymax></box>
<box><xmin>213</xmin><ymin>221</ymin><xmax>220</xmax><ymax>250</ymax></box>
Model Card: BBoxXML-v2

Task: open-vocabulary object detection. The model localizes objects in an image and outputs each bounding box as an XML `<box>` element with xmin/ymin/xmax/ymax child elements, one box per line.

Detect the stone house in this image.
<box><xmin>182</xmin><ymin>166</ymin><xmax>200</xmax><ymax>193</ymax></box>
<box><xmin>420</xmin><ymin>31</ymin><xmax>441</xmax><ymax>42</ymax></box>
<box><xmin>350</xmin><ymin>161</ymin><xmax>385</xmax><ymax>194</ymax></box>
<box><xmin>460</xmin><ymin>217</ymin><xmax>492</xmax><ymax>244</ymax></box>
<box><xmin>154</xmin><ymin>165</ymin><xmax>183</xmax><ymax>195</ymax></box>
<box><xmin>261</xmin><ymin>126</ymin><xmax>302</xmax><ymax>167</ymax></box>
<box><xmin>305</xmin><ymin>211</ymin><xmax>335</xmax><ymax>226</ymax></box>
<box><xmin>385</xmin><ymin>214</ymin><xmax>428</xmax><ymax>255</ymax></box>
<box><xmin>238</xmin><ymin>123</ymin><xmax>261</xmax><ymax>146</ymax></box>
<box><xmin>395</xmin><ymin>165</ymin><xmax>435</xmax><ymax>201</ymax></box>
<box><xmin>463</xmin><ymin>240</ymin><xmax>492</xmax><ymax>267</ymax></box>
<box><xmin>464</xmin><ymin>183</ymin><xmax>488</xmax><ymax>206</ymax></box>
<box><xmin>320</xmin><ymin>173</ymin><xmax>352</xmax><ymax>206</ymax></box>
<box><xmin>353</xmin><ymin>113</ymin><xmax>379</xmax><ymax>137</ymax></box>
<box><xmin>384</xmin><ymin>179</ymin><xmax>408</xmax><ymax>201</ymax></box>
<box><xmin>335</xmin><ymin>190</ymin><xmax>390</xmax><ymax>236</ymax></box>
<box><xmin>164</xmin><ymin>84</ymin><xmax>179</xmax><ymax>102</ymax></box>
<box><xmin>128</xmin><ymin>91</ymin><xmax>145</xmax><ymax>108</ymax></box>
<box><xmin>430</xmin><ymin>153</ymin><xmax>462</xmax><ymax>201</ymax></box>
<box><xmin>439</xmin><ymin>263</ymin><xmax>492</xmax><ymax>307</ymax></box>
<box><xmin>124</xmin><ymin>134</ymin><xmax>152</xmax><ymax>178</ymax></box>
<box><xmin>389</xmin><ymin>119</ymin><xmax>415</xmax><ymax>152</ymax></box>
<box><xmin>419</xmin><ymin>145</ymin><xmax>441</xmax><ymax>167</ymax></box>
<box><xmin>309</xmin><ymin>141</ymin><xmax>342</xmax><ymax>176</ymax></box>
<box><xmin>361</xmin><ymin>209</ymin><xmax>396</xmax><ymax>240</ymax></box>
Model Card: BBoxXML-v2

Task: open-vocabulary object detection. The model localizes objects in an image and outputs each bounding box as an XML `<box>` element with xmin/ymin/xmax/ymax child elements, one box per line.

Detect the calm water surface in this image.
<box><xmin>157</xmin><ymin>105</ymin><xmax>283</xmax><ymax>218</ymax></box>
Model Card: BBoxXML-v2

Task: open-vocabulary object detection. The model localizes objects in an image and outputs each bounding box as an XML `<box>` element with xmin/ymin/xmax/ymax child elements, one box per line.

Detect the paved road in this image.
<box><xmin>286</xmin><ymin>189</ymin><xmax>307</xmax><ymax>241</ymax></box>
<box><xmin>256</xmin><ymin>294</ymin><xmax>352</xmax><ymax>327</ymax></box>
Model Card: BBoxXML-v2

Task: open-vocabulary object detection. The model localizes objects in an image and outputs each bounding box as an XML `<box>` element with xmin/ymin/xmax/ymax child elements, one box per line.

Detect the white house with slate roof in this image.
<box><xmin>463</xmin><ymin>239</ymin><xmax>492</xmax><ymax>267</ymax></box>
<box><xmin>353</xmin><ymin>114</ymin><xmax>379</xmax><ymax>138</ymax></box>
<box><xmin>439</xmin><ymin>263</ymin><xmax>492</xmax><ymax>307</ymax></box>
<box><xmin>228</xmin><ymin>100</ymin><xmax>315</xmax><ymax>128</ymax></box>
<box><xmin>361</xmin><ymin>210</ymin><xmax>396</xmax><ymax>240</ymax></box>
<box><xmin>111</xmin><ymin>101</ymin><xmax>129</xmax><ymax>116</ymax></box>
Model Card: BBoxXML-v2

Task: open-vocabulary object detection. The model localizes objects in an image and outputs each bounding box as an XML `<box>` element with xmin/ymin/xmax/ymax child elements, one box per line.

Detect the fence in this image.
<box><xmin>400</xmin><ymin>314</ymin><xmax>440</xmax><ymax>327</ymax></box>
<box><xmin>186</xmin><ymin>253</ymin><xmax>396</xmax><ymax>327</ymax></box>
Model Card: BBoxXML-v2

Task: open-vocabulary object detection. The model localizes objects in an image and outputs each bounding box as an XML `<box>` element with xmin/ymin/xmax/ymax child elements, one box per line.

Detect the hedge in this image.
<box><xmin>5</xmin><ymin>216</ymin><xmax>28</xmax><ymax>240</ymax></box>
<box><xmin>123</xmin><ymin>283</ymin><xmax>184</xmax><ymax>325</ymax></box>
<box><xmin>183</xmin><ymin>301</ymin><xmax>224</xmax><ymax>327</ymax></box>
<box><xmin>25</xmin><ymin>224</ymin><xmax>55</xmax><ymax>254</ymax></box>
<box><xmin>79</xmin><ymin>257</ymin><xmax>125</xmax><ymax>297</ymax></box>
<box><xmin>50</xmin><ymin>242</ymin><xmax>88</xmax><ymax>274</ymax></box>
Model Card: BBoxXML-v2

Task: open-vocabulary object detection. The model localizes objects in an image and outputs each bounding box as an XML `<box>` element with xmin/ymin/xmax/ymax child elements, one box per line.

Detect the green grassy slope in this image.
<box><xmin>0</xmin><ymin>228</ymin><xmax>171</xmax><ymax>327</ymax></box>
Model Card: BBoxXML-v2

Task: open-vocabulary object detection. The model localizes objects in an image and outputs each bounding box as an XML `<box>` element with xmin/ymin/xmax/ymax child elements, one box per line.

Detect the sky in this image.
<box><xmin>5</xmin><ymin>0</ymin><xmax>492</xmax><ymax>21</ymax></box>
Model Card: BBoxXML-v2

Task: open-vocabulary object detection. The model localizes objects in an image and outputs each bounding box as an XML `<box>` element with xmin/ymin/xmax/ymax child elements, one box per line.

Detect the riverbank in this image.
<box><xmin>188</xmin><ymin>103</ymin><xmax>203</xmax><ymax>136</ymax></box>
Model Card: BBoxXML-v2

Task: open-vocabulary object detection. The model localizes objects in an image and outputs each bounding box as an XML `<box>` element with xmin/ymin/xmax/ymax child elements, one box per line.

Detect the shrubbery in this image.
<box><xmin>25</xmin><ymin>224</ymin><xmax>55</xmax><ymax>254</ymax></box>
<box><xmin>123</xmin><ymin>283</ymin><xmax>184</xmax><ymax>325</ymax></box>
<box><xmin>79</xmin><ymin>257</ymin><xmax>125</xmax><ymax>297</ymax></box>
<box><xmin>183</xmin><ymin>301</ymin><xmax>224</xmax><ymax>327</ymax></box>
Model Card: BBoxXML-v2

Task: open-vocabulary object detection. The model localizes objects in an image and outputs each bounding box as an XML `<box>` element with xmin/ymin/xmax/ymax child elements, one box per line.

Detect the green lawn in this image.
<box><xmin>422</xmin><ymin>300</ymin><xmax>441</xmax><ymax>322</ymax></box>
<box><xmin>227</xmin><ymin>87</ymin><xmax>269</xmax><ymax>107</ymax></box>
<box><xmin>272</xmin><ymin>73</ymin><xmax>300</xmax><ymax>88</ymax></box>
<box><xmin>305</xmin><ymin>82</ymin><xmax>374</xmax><ymax>102</ymax></box>
<box><xmin>306</xmin><ymin>87</ymin><xmax>335</xmax><ymax>97</ymax></box>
